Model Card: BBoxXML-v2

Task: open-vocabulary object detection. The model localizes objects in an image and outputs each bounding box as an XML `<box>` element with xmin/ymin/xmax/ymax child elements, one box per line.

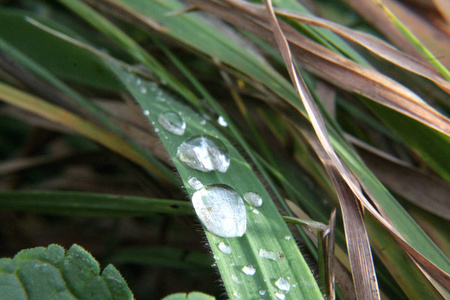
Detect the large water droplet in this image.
<box><xmin>218</xmin><ymin>242</ymin><xmax>231</xmax><ymax>255</ymax></box>
<box><xmin>243</xmin><ymin>192</ymin><xmax>263</xmax><ymax>207</ymax></box>
<box><xmin>275</xmin><ymin>277</ymin><xmax>290</xmax><ymax>292</ymax></box>
<box><xmin>259</xmin><ymin>249</ymin><xmax>278</xmax><ymax>261</ymax></box>
<box><xmin>158</xmin><ymin>111</ymin><xmax>186</xmax><ymax>136</ymax></box>
<box><xmin>242</xmin><ymin>265</ymin><xmax>256</xmax><ymax>276</ymax></box>
<box><xmin>177</xmin><ymin>135</ymin><xmax>230</xmax><ymax>172</ymax></box>
<box><xmin>191</xmin><ymin>184</ymin><xmax>246</xmax><ymax>238</ymax></box>
<box><xmin>187</xmin><ymin>177</ymin><xmax>203</xmax><ymax>190</ymax></box>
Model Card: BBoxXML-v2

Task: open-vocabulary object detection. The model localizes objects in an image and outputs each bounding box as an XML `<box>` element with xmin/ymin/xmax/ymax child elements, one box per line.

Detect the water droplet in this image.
<box><xmin>252</xmin><ymin>209</ymin><xmax>260</xmax><ymax>214</ymax></box>
<box><xmin>242</xmin><ymin>265</ymin><xmax>256</xmax><ymax>276</ymax></box>
<box><xmin>158</xmin><ymin>111</ymin><xmax>186</xmax><ymax>136</ymax></box>
<box><xmin>275</xmin><ymin>291</ymin><xmax>285</xmax><ymax>300</ymax></box>
<box><xmin>149</xmin><ymin>82</ymin><xmax>158</xmax><ymax>91</ymax></box>
<box><xmin>284</xmin><ymin>236</ymin><xmax>292</xmax><ymax>241</ymax></box>
<box><xmin>243</xmin><ymin>192</ymin><xmax>263</xmax><ymax>207</ymax></box>
<box><xmin>218</xmin><ymin>242</ymin><xmax>231</xmax><ymax>254</ymax></box>
<box><xmin>143</xmin><ymin>110</ymin><xmax>150</xmax><ymax>116</ymax></box>
<box><xmin>200</xmin><ymin>119</ymin><xmax>206</xmax><ymax>125</ymax></box>
<box><xmin>231</xmin><ymin>274</ymin><xmax>242</xmax><ymax>284</ymax></box>
<box><xmin>187</xmin><ymin>177</ymin><xmax>203</xmax><ymax>190</ymax></box>
<box><xmin>139</xmin><ymin>86</ymin><xmax>147</xmax><ymax>94</ymax></box>
<box><xmin>156</xmin><ymin>91</ymin><xmax>165</xmax><ymax>101</ymax></box>
<box><xmin>259</xmin><ymin>249</ymin><xmax>278</xmax><ymax>261</ymax></box>
<box><xmin>275</xmin><ymin>277</ymin><xmax>290</xmax><ymax>292</ymax></box>
<box><xmin>218</xmin><ymin>115</ymin><xmax>228</xmax><ymax>127</ymax></box>
<box><xmin>177</xmin><ymin>135</ymin><xmax>230</xmax><ymax>172</ymax></box>
<box><xmin>191</xmin><ymin>185</ymin><xmax>246</xmax><ymax>238</ymax></box>
<box><xmin>259</xmin><ymin>290</ymin><xmax>266</xmax><ymax>296</ymax></box>
<box><xmin>154</xmin><ymin>128</ymin><xmax>159</xmax><ymax>133</ymax></box>
<box><xmin>135</xmin><ymin>78</ymin><xmax>142</xmax><ymax>85</ymax></box>
<box><xmin>233</xmin><ymin>291</ymin><xmax>241</xmax><ymax>298</ymax></box>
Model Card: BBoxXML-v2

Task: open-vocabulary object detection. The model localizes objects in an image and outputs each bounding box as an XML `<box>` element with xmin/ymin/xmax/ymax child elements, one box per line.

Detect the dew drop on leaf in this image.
<box><xmin>143</xmin><ymin>110</ymin><xmax>150</xmax><ymax>116</ymax></box>
<box><xmin>242</xmin><ymin>265</ymin><xmax>256</xmax><ymax>276</ymax></box>
<box><xmin>158</xmin><ymin>111</ymin><xmax>186</xmax><ymax>136</ymax></box>
<box><xmin>275</xmin><ymin>277</ymin><xmax>290</xmax><ymax>292</ymax></box>
<box><xmin>259</xmin><ymin>249</ymin><xmax>278</xmax><ymax>261</ymax></box>
<box><xmin>243</xmin><ymin>192</ymin><xmax>263</xmax><ymax>207</ymax></box>
<box><xmin>218</xmin><ymin>242</ymin><xmax>232</xmax><ymax>254</ymax></box>
<box><xmin>275</xmin><ymin>291</ymin><xmax>286</xmax><ymax>300</ymax></box>
<box><xmin>284</xmin><ymin>236</ymin><xmax>292</xmax><ymax>241</ymax></box>
<box><xmin>217</xmin><ymin>115</ymin><xmax>228</xmax><ymax>127</ymax></box>
<box><xmin>191</xmin><ymin>184</ymin><xmax>246</xmax><ymax>238</ymax></box>
<box><xmin>139</xmin><ymin>86</ymin><xmax>147</xmax><ymax>94</ymax></box>
<box><xmin>177</xmin><ymin>135</ymin><xmax>230</xmax><ymax>172</ymax></box>
<box><xmin>259</xmin><ymin>290</ymin><xmax>266</xmax><ymax>296</ymax></box>
<box><xmin>187</xmin><ymin>177</ymin><xmax>203</xmax><ymax>190</ymax></box>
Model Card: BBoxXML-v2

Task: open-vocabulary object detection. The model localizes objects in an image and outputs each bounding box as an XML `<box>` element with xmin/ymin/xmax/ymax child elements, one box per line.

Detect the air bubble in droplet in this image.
<box><xmin>243</xmin><ymin>192</ymin><xmax>263</xmax><ymax>207</ymax></box>
<box><xmin>242</xmin><ymin>265</ymin><xmax>256</xmax><ymax>276</ymax></box>
<box><xmin>187</xmin><ymin>177</ymin><xmax>203</xmax><ymax>190</ymax></box>
<box><xmin>275</xmin><ymin>291</ymin><xmax>285</xmax><ymax>300</ymax></box>
<box><xmin>158</xmin><ymin>111</ymin><xmax>186</xmax><ymax>136</ymax></box>
<box><xmin>218</xmin><ymin>242</ymin><xmax>231</xmax><ymax>254</ymax></box>
<box><xmin>191</xmin><ymin>184</ymin><xmax>246</xmax><ymax>238</ymax></box>
<box><xmin>218</xmin><ymin>116</ymin><xmax>228</xmax><ymax>127</ymax></box>
<box><xmin>259</xmin><ymin>249</ymin><xmax>278</xmax><ymax>261</ymax></box>
<box><xmin>177</xmin><ymin>135</ymin><xmax>230</xmax><ymax>173</ymax></box>
<box><xmin>275</xmin><ymin>277</ymin><xmax>290</xmax><ymax>292</ymax></box>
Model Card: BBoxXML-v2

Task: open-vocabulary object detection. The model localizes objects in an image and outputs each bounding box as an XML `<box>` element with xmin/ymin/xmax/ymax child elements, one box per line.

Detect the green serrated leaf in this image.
<box><xmin>0</xmin><ymin>244</ymin><xmax>133</xmax><ymax>300</ymax></box>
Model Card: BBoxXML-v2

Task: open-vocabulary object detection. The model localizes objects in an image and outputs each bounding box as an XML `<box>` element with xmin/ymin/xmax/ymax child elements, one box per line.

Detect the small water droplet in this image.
<box><xmin>231</xmin><ymin>274</ymin><xmax>242</xmax><ymax>284</ymax></box>
<box><xmin>292</xmin><ymin>283</ymin><xmax>298</xmax><ymax>288</ymax></box>
<box><xmin>156</xmin><ymin>91</ymin><xmax>165</xmax><ymax>101</ymax></box>
<box><xmin>252</xmin><ymin>209</ymin><xmax>260</xmax><ymax>214</ymax></box>
<box><xmin>243</xmin><ymin>192</ymin><xmax>263</xmax><ymax>207</ymax></box>
<box><xmin>154</xmin><ymin>128</ymin><xmax>159</xmax><ymax>133</ymax></box>
<box><xmin>200</xmin><ymin>119</ymin><xmax>206</xmax><ymax>125</ymax></box>
<box><xmin>242</xmin><ymin>265</ymin><xmax>256</xmax><ymax>276</ymax></box>
<box><xmin>158</xmin><ymin>111</ymin><xmax>186</xmax><ymax>136</ymax></box>
<box><xmin>233</xmin><ymin>291</ymin><xmax>241</xmax><ymax>298</ymax></box>
<box><xmin>135</xmin><ymin>78</ymin><xmax>142</xmax><ymax>85</ymax></box>
<box><xmin>275</xmin><ymin>277</ymin><xmax>290</xmax><ymax>292</ymax></box>
<box><xmin>259</xmin><ymin>290</ymin><xmax>266</xmax><ymax>296</ymax></box>
<box><xmin>143</xmin><ymin>110</ymin><xmax>150</xmax><ymax>116</ymax></box>
<box><xmin>275</xmin><ymin>291</ymin><xmax>286</xmax><ymax>300</ymax></box>
<box><xmin>177</xmin><ymin>135</ymin><xmax>230</xmax><ymax>173</ymax></box>
<box><xmin>218</xmin><ymin>242</ymin><xmax>231</xmax><ymax>254</ymax></box>
<box><xmin>192</xmin><ymin>184</ymin><xmax>246</xmax><ymax>238</ymax></box>
<box><xmin>218</xmin><ymin>115</ymin><xmax>228</xmax><ymax>127</ymax></box>
<box><xmin>149</xmin><ymin>82</ymin><xmax>158</xmax><ymax>91</ymax></box>
<box><xmin>187</xmin><ymin>177</ymin><xmax>203</xmax><ymax>190</ymax></box>
<box><xmin>259</xmin><ymin>249</ymin><xmax>278</xmax><ymax>261</ymax></box>
<box><xmin>139</xmin><ymin>86</ymin><xmax>147</xmax><ymax>94</ymax></box>
<box><xmin>284</xmin><ymin>235</ymin><xmax>292</xmax><ymax>241</ymax></box>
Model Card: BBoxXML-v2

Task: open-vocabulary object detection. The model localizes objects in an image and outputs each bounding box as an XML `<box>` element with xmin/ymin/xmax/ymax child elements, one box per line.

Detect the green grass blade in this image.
<box><xmin>108</xmin><ymin>61</ymin><xmax>323</xmax><ymax>299</ymax></box>
<box><xmin>0</xmin><ymin>191</ymin><xmax>192</xmax><ymax>217</ymax></box>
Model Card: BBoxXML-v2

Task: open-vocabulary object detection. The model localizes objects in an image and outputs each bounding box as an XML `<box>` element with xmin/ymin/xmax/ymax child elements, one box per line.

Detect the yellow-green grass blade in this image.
<box><xmin>108</xmin><ymin>61</ymin><xmax>323</xmax><ymax>299</ymax></box>
<box><xmin>0</xmin><ymin>191</ymin><xmax>193</xmax><ymax>217</ymax></box>
<box><xmin>0</xmin><ymin>82</ymin><xmax>169</xmax><ymax>182</ymax></box>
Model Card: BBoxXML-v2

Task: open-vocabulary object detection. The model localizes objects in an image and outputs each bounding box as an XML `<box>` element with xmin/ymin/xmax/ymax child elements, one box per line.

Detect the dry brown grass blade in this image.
<box><xmin>274</xmin><ymin>8</ymin><xmax>450</xmax><ymax>93</ymax></box>
<box><xmin>263</xmin><ymin>0</ymin><xmax>380</xmax><ymax>298</ymax></box>
<box><xmin>325</xmin><ymin>209</ymin><xmax>337</xmax><ymax>300</ymax></box>
<box><xmin>340</xmin><ymin>0</ymin><xmax>425</xmax><ymax>60</ymax></box>
<box><xmin>187</xmin><ymin>0</ymin><xmax>450</xmax><ymax>137</ymax></box>
<box><xmin>350</xmin><ymin>136</ymin><xmax>450</xmax><ymax>220</ymax></box>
